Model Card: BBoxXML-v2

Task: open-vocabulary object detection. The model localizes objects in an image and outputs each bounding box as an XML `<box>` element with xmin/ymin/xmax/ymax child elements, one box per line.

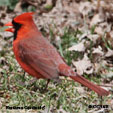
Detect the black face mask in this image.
<box><xmin>12</xmin><ymin>20</ymin><xmax>22</xmax><ymax>40</ymax></box>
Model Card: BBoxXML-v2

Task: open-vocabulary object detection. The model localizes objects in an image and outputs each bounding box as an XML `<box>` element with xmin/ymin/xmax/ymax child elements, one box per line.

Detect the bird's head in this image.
<box><xmin>4</xmin><ymin>12</ymin><xmax>34</xmax><ymax>33</ymax></box>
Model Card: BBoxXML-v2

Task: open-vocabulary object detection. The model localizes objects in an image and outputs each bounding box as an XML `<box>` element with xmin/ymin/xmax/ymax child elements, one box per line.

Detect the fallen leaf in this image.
<box><xmin>90</xmin><ymin>14</ymin><xmax>103</xmax><ymax>26</ymax></box>
<box><xmin>14</xmin><ymin>2</ymin><xmax>22</xmax><ymax>12</ymax></box>
<box><xmin>68</xmin><ymin>42</ymin><xmax>85</xmax><ymax>52</ymax></box>
<box><xmin>92</xmin><ymin>46</ymin><xmax>104</xmax><ymax>56</ymax></box>
<box><xmin>79</xmin><ymin>2</ymin><xmax>93</xmax><ymax>16</ymax></box>
<box><xmin>72</xmin><ymin>54</ymin><xmax>93</xmax><ymax>75</ymax></box>
<box><xmin>95</xmin><ymin>26</ymin><xmax>103</xmax><ymax>35</ymax></box>
<box><xmin>105</xmin><ymin>48</ymin><xmax>113</xmax><ymax>57</ymax></box>
<box><xmin>87</xmin><ymin>34</ymin><xmax>99</xmax><ymax>43</ymax></box>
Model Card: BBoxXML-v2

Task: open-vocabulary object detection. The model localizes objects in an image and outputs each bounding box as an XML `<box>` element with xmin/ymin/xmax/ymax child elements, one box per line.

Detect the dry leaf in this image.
<box><xmin>87</xmin><ymin>34</ymin><xmax>99</xmax><ymax>43</ymax></box>
<box><xmin>90</xmin><ymin>14</ymin><xmax>103</xmax><ymax>26</ymax></box>
<box><xmin>95</xmin><ymin>26</ymin><xmax>103</xmax><ymax>35</ymax></box>
<box><xmin>105</xmin><ymin>48</ymin><xmax>113</xmax><ymax>57</ymax></box>
<box><xmin>94</xmin><ymin>63</ymin><xmax>101</xmax><ymax>73</ymax></box>
<box><xmin>72</xmin><ymin>54</ymin><xmax>93</xmax><ymax>75</ymax></box>
<box><xmin>14</xmin><ymin>2</ymin><xmax>22</xmax><ymax>12</ymax></box>
<box><xmin>62</xmin><ymin>0</ymin><xmax>79</xmax><ymax>14</ymax></box>
<box><xmin>79</xmin><ymin>2</ymin><xmax>93</xmax><ymax>16</ymax></box>
<box><xmin>92</xmin><ymin>46</ymin><xmax>104</xmax><ymax>56</ymax></box>
<box><xmin>68</xmin><ymin>42</ymin><xmax>85</xmax><ymax>52</ymax></box>
<box><xmin>103</xmin><ymin>71</ymin><xmax>113</xmax><ymax>78</ymax></box>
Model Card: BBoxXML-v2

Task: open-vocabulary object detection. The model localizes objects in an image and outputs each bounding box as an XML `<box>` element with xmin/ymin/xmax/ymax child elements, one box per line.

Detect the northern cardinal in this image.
<box><xmin>5</xmin><ymin>12</ymin><xmax>109</xmax><ymax>96</ymax></box>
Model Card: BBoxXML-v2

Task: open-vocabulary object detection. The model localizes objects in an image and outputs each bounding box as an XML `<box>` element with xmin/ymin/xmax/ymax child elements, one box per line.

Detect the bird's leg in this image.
<box><xmin>100</xmin><ymin>96</ymin><xmax>103</xmax><ymax>105</ymax></box>
<box><xmin>39</xmin><ymin>79</ymin><xmax>50</xmax><ymax>93</ymax></box>
<box><xmin>22</xmin><ymin>71</ymin><xmax>26</xmax><ymax>82</ymax></box>
<box><xmin>25</xmin><ymin>77</ymin><xmax>37</xmax><ymax>90</ymax></box>
<box><xmin>44</xmin><ymin>79</ymin><xmax>50</xmax><ymax>90</ymax></box>
<box><xmin>18</xmin><ymin>71</ymin><xmax>26</xmax><ymax>86</ymax></box>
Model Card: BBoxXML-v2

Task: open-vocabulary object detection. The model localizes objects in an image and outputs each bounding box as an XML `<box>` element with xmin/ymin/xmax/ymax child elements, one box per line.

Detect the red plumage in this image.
<box><xmin>5</xmin><ymin>12</ymin><xmax>109</xmax><ymax>96</ymax></box>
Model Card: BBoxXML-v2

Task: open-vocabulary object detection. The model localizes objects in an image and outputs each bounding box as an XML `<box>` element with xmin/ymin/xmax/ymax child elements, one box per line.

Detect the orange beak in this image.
<box><xmin>4</xmin><ymin>22</ymin><xmax>14</xmax><ymax>32</ymax></box>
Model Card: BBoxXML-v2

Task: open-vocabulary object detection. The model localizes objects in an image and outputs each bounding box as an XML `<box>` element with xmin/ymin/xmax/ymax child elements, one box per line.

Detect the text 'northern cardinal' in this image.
<box><xmin>5</xmin><ymin>12</ymin><xmax>109</xmax><ymax>96</ymax></box>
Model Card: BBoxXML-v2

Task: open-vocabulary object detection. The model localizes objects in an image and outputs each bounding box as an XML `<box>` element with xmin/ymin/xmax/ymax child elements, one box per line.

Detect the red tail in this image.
<box><xmin>70</xmin><ymin>75</ymin><xmax>109</xmax><ymax>96</ymax></box>
<box><xmin>59</xmin><ymin>64</ymin><xmax>109</xmax><ymax>96</ymax></box>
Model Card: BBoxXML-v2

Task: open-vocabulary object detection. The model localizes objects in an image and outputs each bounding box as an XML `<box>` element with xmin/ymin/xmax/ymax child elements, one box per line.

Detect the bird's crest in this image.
<box><xmin>13</xmin><ymin>12</ymin><xmax>34</xmax><ymax>24</ymax></box>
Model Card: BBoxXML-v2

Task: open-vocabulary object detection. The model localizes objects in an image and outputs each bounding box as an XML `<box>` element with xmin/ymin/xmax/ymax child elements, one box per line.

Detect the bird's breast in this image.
<box><xmin>13</xmin><ymin>41</ymin><xmax>44</xmax><ymax>79</ymax></box>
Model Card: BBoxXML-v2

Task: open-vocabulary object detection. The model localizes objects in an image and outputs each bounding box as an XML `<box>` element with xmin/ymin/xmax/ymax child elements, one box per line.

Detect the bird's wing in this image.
<box><xmin>17</xmin><ymin>36</ymin><xmax>64</xmax><ymax>80</ymax></box>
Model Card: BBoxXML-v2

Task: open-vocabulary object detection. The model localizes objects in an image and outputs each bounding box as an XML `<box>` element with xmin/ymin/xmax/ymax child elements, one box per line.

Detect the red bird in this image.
<box><xmin>5</xmin><ymin>12</ymin><xmax>109</xmax><ymax>96</ymax></box>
